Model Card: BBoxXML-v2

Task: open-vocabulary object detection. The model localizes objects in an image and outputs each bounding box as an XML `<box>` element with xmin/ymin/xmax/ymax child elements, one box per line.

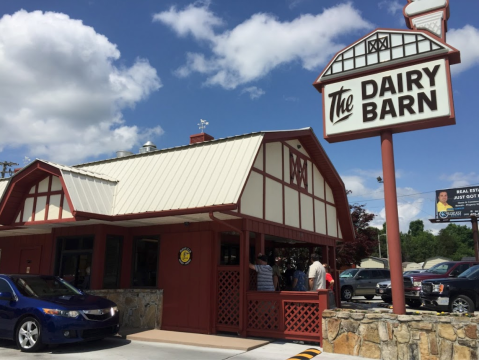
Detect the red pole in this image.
<box><xmin>380</xmin><ymin>131</ymin><xmax>406</xmax><ymax>314</ymax></box>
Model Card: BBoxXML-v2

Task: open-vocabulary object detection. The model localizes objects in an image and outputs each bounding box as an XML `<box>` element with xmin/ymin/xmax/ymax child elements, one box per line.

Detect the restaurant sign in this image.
<box><xmin>324</xmin><ymin>58</ymin><xmax>450</xmax><ymax>138</ymax></box>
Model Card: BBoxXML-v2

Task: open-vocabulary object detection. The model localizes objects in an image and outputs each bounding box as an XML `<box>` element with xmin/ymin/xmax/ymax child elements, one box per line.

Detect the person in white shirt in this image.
<box><xmin>308</xmin><ymin>253</ymin><xmax>326</xmax><ymax>290</ymax></box>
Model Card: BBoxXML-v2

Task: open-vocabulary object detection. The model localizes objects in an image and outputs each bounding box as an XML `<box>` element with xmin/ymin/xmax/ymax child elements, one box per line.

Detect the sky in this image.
<box><xmin>0</xmin><ymin>0</ymin><xmax>478</xmax><ymax>234</ymax></box>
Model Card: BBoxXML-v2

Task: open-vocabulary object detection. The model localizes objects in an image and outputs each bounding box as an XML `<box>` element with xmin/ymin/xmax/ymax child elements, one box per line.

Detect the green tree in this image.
<box><xmin>336</xmin><ymin>204</ymin><xmax>377</xmax><ymax>268</ymax></box>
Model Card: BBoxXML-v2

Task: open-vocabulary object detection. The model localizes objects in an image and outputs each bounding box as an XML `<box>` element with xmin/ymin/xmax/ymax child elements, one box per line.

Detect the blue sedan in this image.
<box><xmin>0</xmin><ymin>274</ymin><xmax>120</xmax><ymax>352</ymax></box>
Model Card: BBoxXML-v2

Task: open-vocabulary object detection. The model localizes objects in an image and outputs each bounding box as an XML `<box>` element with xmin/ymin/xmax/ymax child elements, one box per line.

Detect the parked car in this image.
<box><xmin>403</xmin><ymin>261</ymin><xmax>479</xmax><ymax>309</ymax></box>
<box><xmin>0</xmin><ymin>274</ymin><xmax>120</xmax><ymax>352</ymax></box>
<box><xmin>421</xmin><ymin>264</ymin><xmax>479</xmax><ymax>313</ymax></box>
<box><xmin>340</xmin><ymin>268</ymin><xmax>390</xmax><ymax>301</ymax></box>
<box><xmin>403</xmin><ymin>270</ymin><xmax>427</xmax><ymax>275</ymax></box>
<box><xmin>375</xmin><ymin>280</ymin><xmax>392</xmax><ymax>303</ymax></box>
<box><xmin>376</xmin><ymin>270</ymin><xmax>429</xmax><ymax>304</ymax></box>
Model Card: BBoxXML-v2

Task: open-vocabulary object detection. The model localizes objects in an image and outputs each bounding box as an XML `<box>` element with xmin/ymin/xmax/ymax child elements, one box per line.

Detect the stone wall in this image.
<box><xmin>89</xmin><ymin>289</ymin><xmax>163</xmax><ymax>329</ymax></box>
<box><xmin>322</xmin><ymin>309</ymin><xmax>479</xmax><ymax>360</ymax></box>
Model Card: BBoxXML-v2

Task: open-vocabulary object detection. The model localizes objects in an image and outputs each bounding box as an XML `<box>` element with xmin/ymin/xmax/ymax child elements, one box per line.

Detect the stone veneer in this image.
<box><xmin>88</xmin><ymin>289</ymin><xmax>163</xmax><ymax>329</ymax></box>
<box><xmin>322</xmin><ymin>309</ymin><xmax>479</xmax><ymax>360</ymax></box>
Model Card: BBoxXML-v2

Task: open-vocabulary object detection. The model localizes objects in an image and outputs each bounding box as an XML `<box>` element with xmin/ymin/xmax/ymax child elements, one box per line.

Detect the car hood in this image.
<box><xmin>29</xmin><ymin>294</ymin><xmax>116</xmax><ymax>310</ymax></box>
<box><xmin>406</xmin><ymin>273</ymin><xmax>448</xmax><ymax>280</ymax></box>
<box><xmin>422</xmin><ymin>277</ymin><xmax>469</xmax><ymax>285</ymax></box>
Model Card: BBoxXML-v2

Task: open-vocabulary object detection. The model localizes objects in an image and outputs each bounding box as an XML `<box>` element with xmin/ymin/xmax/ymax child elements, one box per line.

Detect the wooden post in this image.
<box><xmin>239</xmin><ymin>230</ymin><xmax>250</xmax><ymax>336</ymax></box>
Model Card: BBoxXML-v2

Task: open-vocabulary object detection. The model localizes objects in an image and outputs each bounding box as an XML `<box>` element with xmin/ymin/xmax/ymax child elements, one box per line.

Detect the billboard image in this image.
<box><xmin>436</xmin><ymin>186</ymin><xmax>479</xmax><ymax>220</ymax></box>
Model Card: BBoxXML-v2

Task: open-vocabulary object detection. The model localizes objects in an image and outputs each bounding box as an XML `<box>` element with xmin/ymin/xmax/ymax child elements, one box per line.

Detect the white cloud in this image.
<box><xmin>241</xmin><ymin>86</ymin><xmax>265</xmax><ymax>99</ymax></box>
<box><xmin>440</xmin><ymin>172</ymin><xmax>479</xmax><ymax>188</ymax></box>
<box><xmin>378</xmin><ymin>1</ymin><xmax>404</xmax><ymax>15</ymax></box>
<box><xmin>152</xmin><ymin>2</ymin><xmax>224</xmax><ymax>41</ymax></box>
<box><xmin>0</xmin><ymin>10</ymin><xmax>162</xmax><ymax>164</ymax></box>
<box><xmin>448</xmin><ymin>25</ymin><xmax>479</xmax><ymax>76</ymax></box>
<box><xmin>154</xmin><ymin>3</ymin><xmax>373</xmax><ymax>89</ymax></box>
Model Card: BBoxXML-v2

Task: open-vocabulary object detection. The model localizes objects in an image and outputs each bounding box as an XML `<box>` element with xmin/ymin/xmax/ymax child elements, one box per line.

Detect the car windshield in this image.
<box><xmin>340</xmin><ymin>269</ymin><xmax>359</xmax><ymax>278</ymax></box>
<box><xmin>11</xmin><ymin>276</ymin><xmax>82</xmax><ymax>298</ymax></box>
<box><xmin>425</xmin><ymin>262</ymin><xmax>454</xmax><ymax>274</ymax></box>
<box><xmin>458</xmin><ymin>265</ymin><xmax>479</xmax><ymax>279</ymax></box>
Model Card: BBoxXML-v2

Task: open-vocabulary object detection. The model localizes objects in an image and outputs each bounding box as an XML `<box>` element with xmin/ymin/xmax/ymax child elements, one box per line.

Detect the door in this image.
<box><xmin>0</xmin><ymin>278</ymin><xmax>16</xmax><ymax>339</ymax></box>
<box><xmin>355</xmin><ymin>270</ymin><xmax>373</xmax><ymax>295</ymax></box>
<box><xmin>159</xmin><ymin>231</ymin><xmax>213</xmax><ymax>334</ymax></box>
<box><xmin>18</xmin><ymin>247</ymin><xmax>41</xmax><ymax>274</ymax></box>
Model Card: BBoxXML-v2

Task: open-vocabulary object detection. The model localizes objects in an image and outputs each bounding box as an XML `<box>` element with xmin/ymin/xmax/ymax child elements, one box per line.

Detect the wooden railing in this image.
<box><xmin>245</xmin><ymin>290</ymin><xmax>329</xmax><ymax>344</ymax></box>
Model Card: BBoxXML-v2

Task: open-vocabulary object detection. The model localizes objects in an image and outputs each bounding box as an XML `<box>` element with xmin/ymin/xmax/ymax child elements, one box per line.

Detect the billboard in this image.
<box><xmin>436</xmin><ymin>186</ymin><xmax>479</xmax><ymax>220</ymax></box>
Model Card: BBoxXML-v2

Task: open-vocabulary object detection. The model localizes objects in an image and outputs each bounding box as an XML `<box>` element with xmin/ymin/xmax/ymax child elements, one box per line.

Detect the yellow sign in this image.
<box><xmin>178</xmin><ymin>247</ymin><xmax>192</xmax><ymax>265</ymax></box>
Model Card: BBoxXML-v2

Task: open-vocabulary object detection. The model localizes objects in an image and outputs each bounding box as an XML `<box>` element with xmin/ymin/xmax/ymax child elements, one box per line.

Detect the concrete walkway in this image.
<box><xmin>125</xmin><ymin>329</ymin><xmax>270</xmax><ymax>351</ymax></box>
<box><xmin>122</xmin><ymin>329</ymin><xmax>373</xmax><ymax>359</ymax></box>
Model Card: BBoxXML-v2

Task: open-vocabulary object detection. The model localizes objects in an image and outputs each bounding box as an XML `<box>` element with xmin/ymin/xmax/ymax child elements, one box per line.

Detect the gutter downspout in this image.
<box><xmin>209</xmin><ymin>212</ymin><xmax>247</xmax><ymax>337</ymax></box>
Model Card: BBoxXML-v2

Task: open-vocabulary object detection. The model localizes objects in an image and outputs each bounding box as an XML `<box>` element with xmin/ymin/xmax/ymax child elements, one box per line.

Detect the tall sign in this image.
<box><xmin>313</xmin><ymin>0</ymin><xmax>460</xmax><ymax>314</ymax></box>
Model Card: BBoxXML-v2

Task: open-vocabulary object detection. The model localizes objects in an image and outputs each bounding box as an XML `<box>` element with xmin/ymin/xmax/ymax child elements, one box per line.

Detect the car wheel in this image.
<box><xmin>364</xmin><ymin>295</ymin><xmax>375</xmax><ymax>300</ymax></box>
<box><xmin>16</xmin><ymin>317</ymin><xmax>44</xmax><ymax>352</ymax></box>
<box><xmin>451</xmin><ymin>295</ymin><xmax>475</xmax><ymax>313</ymax></box>
<box><xmin>381</xmin><ymin>296</ymin><xmax>392</xmax><ymax>303</ymax></box>
<box><xmin>341</xmin><ymin>287</ymin><xmax>353</xmax><ymax>301</ymax></box>
<box><xmin>406</xmin><ymin>299</ymin><xmax>422</xmax><ymax>309</ymax></box>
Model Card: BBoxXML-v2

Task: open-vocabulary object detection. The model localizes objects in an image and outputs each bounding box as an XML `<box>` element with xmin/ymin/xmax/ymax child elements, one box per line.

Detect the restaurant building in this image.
<box><xmin>0</xmin><ymin>127</ymin><xmax>353</xmax><ymax>343</ymax></box>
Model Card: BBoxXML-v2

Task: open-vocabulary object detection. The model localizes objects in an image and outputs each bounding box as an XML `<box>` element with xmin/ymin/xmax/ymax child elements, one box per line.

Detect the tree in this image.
<box><xmin>336</xmin><ymin>204</ymin><xmax>377</xmax><ymax>268</ymax></box>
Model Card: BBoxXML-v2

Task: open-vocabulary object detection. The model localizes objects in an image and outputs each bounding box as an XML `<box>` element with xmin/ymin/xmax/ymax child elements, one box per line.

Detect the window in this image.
<box><xmin>450</xmin><ymin>263</ymin><xmax>469</xmax><ymax>277</ymax></box>
<box><xmin>358</xmin><ymin>270</ymin><xmax>372</xmax><ymax>279</ymax></box>
<box><xmin>220</xmin><ymin>232</ymin><xmax>240</xmax><ymax>265</ymax></box>
<box><xmin>103</xmin><ymin>235</ymin><xmax>123</xmax><ymax>289</ymax></box>
<box><xmin>0</xmin><ymin>278</ymin><xmax>12</xmax><ymax>293</ymax></box>
<box><xmin>132</xmin><ymin>237</ymin><xmax>159</xmax><ymax>287</ymax></box>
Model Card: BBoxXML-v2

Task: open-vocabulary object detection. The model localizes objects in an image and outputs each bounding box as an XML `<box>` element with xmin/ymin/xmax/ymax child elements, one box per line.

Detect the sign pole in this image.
<box><xmin>380</xmin><ymin>130</ymin><xmax>406</xmax><ymax>315</ymax></box>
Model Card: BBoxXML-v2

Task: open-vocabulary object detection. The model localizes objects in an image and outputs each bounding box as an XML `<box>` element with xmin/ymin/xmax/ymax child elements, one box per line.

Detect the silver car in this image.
<box><xmin>340</xmin><ymin>268</ymin><xmax>391</xmax><ymax>301</ymax></box>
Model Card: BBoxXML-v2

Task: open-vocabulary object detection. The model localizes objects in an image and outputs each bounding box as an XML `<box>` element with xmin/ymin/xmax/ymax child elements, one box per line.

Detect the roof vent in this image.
<box><xmin>116</xmin><ymin>150</ymin><xmax>134</xmax><ymax>158</ymax></box>
<box><xmin>139</xmin><ymin>141</ymin><xmax>157</xmax><ymax>154</ymax></box>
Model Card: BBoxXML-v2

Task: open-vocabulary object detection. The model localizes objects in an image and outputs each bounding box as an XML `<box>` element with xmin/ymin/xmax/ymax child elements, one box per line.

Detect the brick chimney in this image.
<box><xmin>190</xmin><ymin>132</ymin><xmax>214</xmax><ymax>144</ymax></box>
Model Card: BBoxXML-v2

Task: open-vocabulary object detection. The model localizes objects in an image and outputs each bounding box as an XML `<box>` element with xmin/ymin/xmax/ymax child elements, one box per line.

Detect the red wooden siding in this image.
<box><xmin>0</xmin><ymin>234</ymin><xmax>53</xmax><ymax>275</ymax></box>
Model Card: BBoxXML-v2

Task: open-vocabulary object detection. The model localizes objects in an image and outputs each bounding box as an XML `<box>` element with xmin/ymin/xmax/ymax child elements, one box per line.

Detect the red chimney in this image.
<box><xmin>13</xmin><ymin>168</ymin><xmax>22</xmax><ymax>174</ymax></box>
<box><xmin>190</xmin><ymin>132</ymin><xmax>214</xmax><ymax>144</ymax></box>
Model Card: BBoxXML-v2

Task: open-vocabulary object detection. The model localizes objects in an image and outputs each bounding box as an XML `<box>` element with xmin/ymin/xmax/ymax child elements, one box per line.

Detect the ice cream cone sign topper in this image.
<box><xmin>404</xmin><ymin>0</ymin><xmax>450</xmax><ymax>41</ymax></box>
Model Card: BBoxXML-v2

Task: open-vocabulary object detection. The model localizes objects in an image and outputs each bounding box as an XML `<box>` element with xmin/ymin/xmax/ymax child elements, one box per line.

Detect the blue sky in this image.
<box><xmin>0</xmin><ymin>0</ymin><xmax>478</xmax><ymax>233</ymax></box>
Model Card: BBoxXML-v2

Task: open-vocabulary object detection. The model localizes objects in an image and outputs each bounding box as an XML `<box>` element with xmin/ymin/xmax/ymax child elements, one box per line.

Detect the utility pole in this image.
<box><xmin>0</xmin><ymin>161</ymin><xmax>18</xmax><ymax>178</ymax></box>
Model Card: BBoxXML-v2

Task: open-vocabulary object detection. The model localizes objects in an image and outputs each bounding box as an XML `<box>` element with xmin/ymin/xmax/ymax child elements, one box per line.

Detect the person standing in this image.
<box><xmin>308</xmin><ymin>253</ymin><xmax>326</xmax><ymax>291</ymax></box>
<box><xmin>324</xmin><ymin>264</ymin><xmax>335</xmax><ymax>290</ymax></box>
<box><xmin>292</xmin><ymin>262</ymin><xmax>307</xmax><ymax>291</ymax></box>
<box><xmin>249</xmin><ymin>254</ymin><xmax>275</xmax><ymax>291</ymax></box>
<box><xmin>272</xmin><ymin>257</ymin><xmax>282</xmax><ymax>291</ymax></box>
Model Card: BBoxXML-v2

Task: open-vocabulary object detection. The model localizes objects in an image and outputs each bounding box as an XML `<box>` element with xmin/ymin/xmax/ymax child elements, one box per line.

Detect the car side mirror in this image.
<box><xmin>356</xmin><ymin>276</ymin><xmax>363</xmax><ymax>280</ymax></box>
<box><xmin>0</xmin><ymin>291</ymin><xmax>13</xmax><ymax>301</ymax></box>
<box><xmin>449</xmin><ymin>272</ymin><xmax>457</xmax><ymax>277</ymax></box>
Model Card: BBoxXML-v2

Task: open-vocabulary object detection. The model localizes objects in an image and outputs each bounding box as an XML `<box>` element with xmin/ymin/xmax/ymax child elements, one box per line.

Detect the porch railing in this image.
<box><xmin>245</xmin><ymin>290</ymin><xmax>329</xmax><ymax>344</ymax></box>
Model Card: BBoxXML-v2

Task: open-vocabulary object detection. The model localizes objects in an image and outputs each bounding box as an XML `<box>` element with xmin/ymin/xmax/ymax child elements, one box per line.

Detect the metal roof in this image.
<box><xmin>76</xmin><ymin>133</ymin><xmax>264</xmax><ymax>215</ymax></box>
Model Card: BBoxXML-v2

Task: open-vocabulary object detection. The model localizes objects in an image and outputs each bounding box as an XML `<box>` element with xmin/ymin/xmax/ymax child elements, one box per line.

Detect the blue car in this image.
<box><xmin>0</xmin><ymin>274</ymin><xmax>120</xmax><ymax>352</ymax></box>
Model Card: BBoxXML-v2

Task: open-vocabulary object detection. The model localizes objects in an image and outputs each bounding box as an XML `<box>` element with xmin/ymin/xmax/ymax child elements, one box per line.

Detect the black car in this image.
<box><xmin>421</xmin><ymin>264</ymin><xmax>479</xmax><ymax>313</ymax></box>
